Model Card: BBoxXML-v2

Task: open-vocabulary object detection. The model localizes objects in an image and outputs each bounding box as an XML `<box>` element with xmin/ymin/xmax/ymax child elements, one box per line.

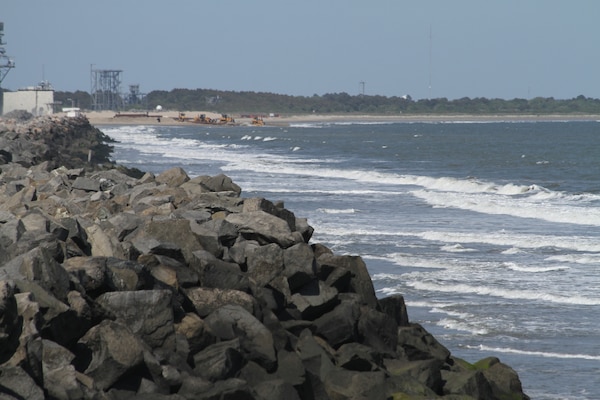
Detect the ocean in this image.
<box><xmin>102</xmin><ymin>119</ymin><xmax>600</xmax><ymax>400</ymax></box>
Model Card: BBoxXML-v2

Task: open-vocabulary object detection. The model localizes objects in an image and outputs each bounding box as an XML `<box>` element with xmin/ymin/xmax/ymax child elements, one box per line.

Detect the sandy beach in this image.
<box><xmin>81</xmin><ymin>110</ymin><xmax>600</xmax><ymax>127</ymax></box>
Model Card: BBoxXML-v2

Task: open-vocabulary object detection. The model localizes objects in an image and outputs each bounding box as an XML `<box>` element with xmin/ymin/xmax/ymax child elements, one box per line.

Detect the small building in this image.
<box><xmin>62</xmin><ymin>107</ymin><xmax>82</xmax><ymax>118</ymax></box>
<box><xmin>2</xmin><ymin>82</ymin><xmax>54</xmax><ymax>116</ymax></box>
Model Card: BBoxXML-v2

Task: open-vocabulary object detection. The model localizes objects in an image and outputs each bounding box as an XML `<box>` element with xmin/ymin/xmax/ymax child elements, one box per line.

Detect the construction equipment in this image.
<box><xmin>219</xmin><ymin>114</ymin><xmax>235</xmax><ymax>124</ymax></box>
<box><xmin>251</xmin><ymin>116</ymin><xmax>265</xmax><ymax>126</ymax></box>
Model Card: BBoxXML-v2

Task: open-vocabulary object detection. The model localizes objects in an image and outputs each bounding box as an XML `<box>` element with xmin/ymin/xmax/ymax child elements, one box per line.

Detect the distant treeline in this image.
<box><xmin>54</xmin><ymin>89</ymin><xmax>600</xmax><ymax>115</ymax></box>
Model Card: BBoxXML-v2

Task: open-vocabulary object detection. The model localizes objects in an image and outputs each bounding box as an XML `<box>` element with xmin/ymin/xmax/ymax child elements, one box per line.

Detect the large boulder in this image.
<box><xmin>95</xmin><ymin>290</ymin><xmax>176</xmax><ymax>355</ymax></box>
<box><xmin>226</xmin><ymin>210</ymin><xmax>300</xmax><ymax>248</ymax></box>
<box><xmin>75</xmin><ymin>320</ymin><xmax>146</xmax><ymax>391</ymax></box>
<box><xmin>204</xmin><ymin>304</ymin><xmax>276</xmax><ymax>371</ymax></box>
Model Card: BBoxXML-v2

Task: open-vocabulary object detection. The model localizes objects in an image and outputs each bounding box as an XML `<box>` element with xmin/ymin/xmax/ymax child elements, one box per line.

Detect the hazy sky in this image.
<box><xmin>2</xmin><ymin>1</ymin><xmax>598</xmax><ymax>100</ymax></box>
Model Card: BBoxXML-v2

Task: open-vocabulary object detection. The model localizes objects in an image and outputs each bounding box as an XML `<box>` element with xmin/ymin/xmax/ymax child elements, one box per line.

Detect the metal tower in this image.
<box><xmin>0</xmin><ymin>22</ymin><xmax>15</xmax><ymax>86</ymax></box>
<box><xmin>91</xmin><ymin>68</ymin><xmax>123</xmax><ymax>111</ymax></box>
<box><xmin>0</xmin><ymin>22</ymin><xmax>15</xmax><ymax>114</ymax></box>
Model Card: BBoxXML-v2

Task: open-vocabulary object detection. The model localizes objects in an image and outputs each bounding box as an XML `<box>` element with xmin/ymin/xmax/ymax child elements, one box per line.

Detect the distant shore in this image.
<box><xmin>81</xmin><ymin>110</ymin><xmax>600</xmax><ymax>127</ymax></box>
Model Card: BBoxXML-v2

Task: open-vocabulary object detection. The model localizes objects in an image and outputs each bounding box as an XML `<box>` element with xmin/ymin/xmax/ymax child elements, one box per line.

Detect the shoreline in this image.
<box><xmin>81</xmin><ymin>110</ymin><xmax>600</xmax><ymax>127</ymax></box>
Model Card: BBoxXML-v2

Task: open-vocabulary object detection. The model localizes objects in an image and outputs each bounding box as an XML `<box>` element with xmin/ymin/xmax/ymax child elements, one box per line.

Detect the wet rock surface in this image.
<box><xmin>0</xmin><ymin>116</ymin><xmax>529</xmax><ymax>399</ymax></box>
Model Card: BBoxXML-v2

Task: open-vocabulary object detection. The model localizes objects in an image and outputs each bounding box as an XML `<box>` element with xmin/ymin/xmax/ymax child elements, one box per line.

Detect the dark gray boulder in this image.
<box><xmin>192</xmin><ymin>339</ymin><xmax>244</xmax><ymax>382</ymax></box>
<box><xmin>226</xmin><ymin>210</ymin><xmax>300</xmax><ymax>248</ymax></box>
<box><xmin>317</xmin><ymin>254</ymin><xmax>378</xmax><ymax>309</ymax></box>
<box><xmin>0</xmin><ymin>365</ymin><xmax>45</xmax><ymax>400</ymax></box>
<box><xmin>184</xmin><ymin>286</ymin><xmax>256</xmax><ymax>317</ymax></box>
<box><xmin>95</xmin><ymin>290</ymin><xmax>176</xmax><ymax>355</ymax></box>
<box><xmin>246</xmin><ymin>242</ymin><xmax>284</xmax><ymax>287</ymax></box>
<box><xmin>204</xmin><ymin>304</ymin><xmax>276</xmax><ymax>372</ymax></box>
<box><xmin>75</xmin><ymin>320</ymin><xmax>146</xmax><ymax>391</ymax></box>
<box><xmin>0</xmin><ymin>281</ymin><xmax>20</xmax><ymax>363</ymax></box>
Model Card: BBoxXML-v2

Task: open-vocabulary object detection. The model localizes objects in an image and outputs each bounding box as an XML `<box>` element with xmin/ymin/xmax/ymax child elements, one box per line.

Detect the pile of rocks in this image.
<box><xmin>0</xmin><ymin>116</ymin><xmax>529</xmax><ymax>399</ymax></box>
<box><xmin>0</xmin><ymin>114</ymin><xmax>116</xmax><ymax>170</ymax></box>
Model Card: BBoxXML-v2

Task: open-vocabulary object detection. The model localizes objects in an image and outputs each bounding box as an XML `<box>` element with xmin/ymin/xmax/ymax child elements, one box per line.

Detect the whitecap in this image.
<box><xmin>440</xmin><ymin>244</ymin><xmax>477</xmax><ymax>253</ymax></box>
<box><xmin>407</xmin><ymin>281</ymin><xmax>600</xmax><ymax>305</ymax></box>
<box><xmin>317</xmin><ymin>208</ymin><xmax>357</xmax><ymax>214</ymax></box>
<box><xmin>465</xmin><ymin>344</ymin><xmax>600</xmax><ymax>361</ymax></box>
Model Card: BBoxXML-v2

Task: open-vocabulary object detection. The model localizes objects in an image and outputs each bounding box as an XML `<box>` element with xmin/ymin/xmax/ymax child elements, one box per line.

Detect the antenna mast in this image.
<box><xmin>428</xmin><ymin>25</ymin><xmax>432</xmax><ymax>98</ymax></box>
<box><xmin>0</xmin><ymin>22</ymin><xmax>15</xmax><ymax>87</ymax></box>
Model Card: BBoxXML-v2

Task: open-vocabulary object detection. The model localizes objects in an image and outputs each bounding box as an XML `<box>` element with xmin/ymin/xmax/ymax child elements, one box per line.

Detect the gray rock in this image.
<box><xmin>226</xmin><ymin>210</ymin><xmax>299</xmax><ymax>248</ymax></box>
<box><xmin>155</xmin><ymin>167</ymin><xmax>190</xmax><ymax>187</ymax></box>
<box><xmin>253</xmin><ymin>379</ymin><xmax>301</xmax><ymax>400</ymax></box>
<box><xmin>243</xmin><ymin>197</ymin><xmax>296</xmax><ymax>231</ymax></box>
<box><xmin>72</xmin><ymin>177</ymin><xmax>100</xmax><ymax>192</ymax></box>
<box><xmin>191</xmin><ymin>173</ymin><xmax>241</xmax><ymax>195</ymax></box>
<box><xmin>95</xmin><ymin>290</ymin><xmax>176</xmax><ymax>354</ymax></box>
<box><xmin>106</xmin><ymin>212</ymin><xmax>142</xmax><ymax>241</ymax></box>
<box><xmin>397</xmin><ymin>323</ymin><xmax>451</xmax><ymax>362</ymax></box>
<box><xmin>204</xmin><ymin>304</ymin><xmax>276</xmax><ymax>371</ymax></box>
<box><xmin>317</xmin><ymin>254</ymin><xmax>378</xmax><ymax>308</ymax></box>
<box><xmin>335</xmin><ymin>342</ymin><xmax>383</xmax><ymax>372</ymax></box>
<box><xmin>77</xmin><ymin>320</ymin><xmax>146</xmax><ymax>391</ymax></box>
<box><xmin>283</xmin><ymin>242</ymin><xmax>316</xmax><ymax>291</ymax></box>
<box><xmin>175</xmin><ymin>312</ymin><xmax>216</xmax><ymax>356</ymax></box>
<box><xmin>357</xmin><ymin>306</ymin><xmax>398</xmax><ymax>355</ymax></box>
<box><xmin>0</xmin><ymin>365</ymin><xmax>45</xmax><ymax>400</ymax></box>
<box><xmin>1</xmin><ymin>247</ymin><xmax>71</xmax><ymax>301</ymax></box>
<box><xmin>290</xmin><ymin>280</ymin><xmax>339</xmax><ymax>321</ymax></box>
<box><xmin>379</xmin><ymin>294</ymin><xmax>410</xmax><ymax>327</ymax></box>
<box><xmin>0</xmin><ymin>281</ymin><xmax>20</xmax><ymax>363</ymax></box>
<box><xmin>190</xmin><ymin>249</ymin><xmax>250</xmax><ymax>291</ymax></box>
<box><xmin>192</xmin><ymin>339</ymin><xmax>244</xmax><ymax>382</ymax></box>
<box><xmin>246</xmin><ymin>243</ymin><xmax>284</xmax><ymax>287</ymax></box>
<box><xmin>184</xmin><ymin>287</ymin><xmax>255</xmax><ymax>317</ymax></box>
<box><xmin>312</xmin><ymin>299</ymin><xmax>360</xmax><ymax>348</ymax></box>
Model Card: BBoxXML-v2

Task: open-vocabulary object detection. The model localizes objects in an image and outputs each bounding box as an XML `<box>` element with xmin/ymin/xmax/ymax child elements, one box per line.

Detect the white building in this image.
<box><xmin>2</xmin><ymin>84</ymin><xmax>54</xmax><ymax>116</ymax></box>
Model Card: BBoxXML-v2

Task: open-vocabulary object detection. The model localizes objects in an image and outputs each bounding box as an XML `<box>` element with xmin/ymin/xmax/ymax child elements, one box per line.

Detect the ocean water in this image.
<box><xmin>103</xmin><ymin>120</ymin><xmax>600</xmax><ymax>400</ymax></box>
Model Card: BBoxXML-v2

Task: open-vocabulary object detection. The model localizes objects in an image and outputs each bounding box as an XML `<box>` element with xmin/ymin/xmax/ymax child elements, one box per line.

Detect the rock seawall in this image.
<box><xmin>0</xmin><ymin>116</ymin><xmax>529</xmax><ymax>399</ymax></box>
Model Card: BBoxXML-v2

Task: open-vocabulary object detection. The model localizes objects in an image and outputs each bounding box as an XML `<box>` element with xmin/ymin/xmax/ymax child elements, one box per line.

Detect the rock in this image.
<box><xmin>0</xmin><ymin>247</ymin><xmax>71</xmax><ymax>301</ymax></box>
<box><xmin>75</xmin><ymin>320</ymin><xmax>146</xmax><ymax>391</ymax></box>
<box><xmin>335</xmin><ymin>342</ymin><xmax>383</xmax><ymax>372</ymax></box>
<box><xmin>283</xmin><ymin>242</ymin><xmax>317</xmax><ymax>291</ymax></box>
<box><xmin>253</xmin><ymin>379</ymin><xmax>301</xmax><ymax>400</ymax></box>
<box><xmin>357</xmin><ymin>306</ymin><xmax>398</xmax><ymax>355</ymax></box>
<box><xmin>379</xmin><ymin>294</ymin><xmax>410</xmax><ymax>327</ymax></box>
<box><xmin>204</xmin><ymin>304</ymin><xmax>276</xmax><ymax>371</ymax></box>
<box><xmin>385</xmin><ymin>358</ymin><xmax>445</xmax><ymax>395</ymax></box>
<box><xmin>246</xmin><ymin>242</ymin><xmax>284</xmax><ymax>287</ymax></box>
<box><xmin>191</xmin><ymin>173</ymin><xmax>241</xmax><ymax>195</ymax></box>
<box><xmin>155</xmin><ymin>167</ymin><xmax>190</xmax><ymax>187</ymax></box>
<box><xmin>290</xmin><ymin>279</ymin><xmax>339</xmax><ymax>321</ymax></box>
<box><xmin>0</xmin><ymin>281</ymin><xmax>20</xmax><ymax>363</ymax></box>
<box><xmin>226</xmin><ymin>210</ymin><xmax>299</xmax><ymax>248</ymax></box>
<box><xmin>0</xmin><ymin>365</ymin><xmax>45</xmax><ymax>400</ymax></box>
<box><xmin>324</xmin><ymin>369</ymin><xmax>390</xmax><ymax>400</ymax></box>
<box><xmin>317</xmin><ymin>254</ymin><xmax>378</xmax><ymax>309</ymax></box>
<box><xmin>243</xmin><ymin>197</ymin><xmax>296</xmax><ymax>231</ymax></box>
<box><xmin>477</xmin><ymin>357</ymin><xmax>529</xmax><ymax>400</ymax></box>
<box><xmin>13</xmin><ymin>281</ymin><xmax>89</xmax><ymax>347</ymax></box>
<box><xmin>397</xmin><ymin>323</ymin><xmax>451</xmax><ymax>362</ymax></box>
<box><xmin>95</xmin><ymin>290</ymin><xmax>176</xmax><ymax>355</ymax></box>
<box><xmin>191</xmin><ymin>339</ymin><xmax>244</xmax><ymax>382</ymax></box>
<box><xmin>312</xmin><ymin>298</ymin><xmax>360</xmax><ymax>348</ymax></box>
<box><xmin>72</xmin><ymin>176</ymin><xmax>100</xmax><ymax>192</ymax></box>
<box><xmin>185</xmin><ymin>286</ymin><xmax>256</xmax><ymax>317</ymax></box>
<box><xmin>41</xmin><ymin>339</ymin><xmax>90</xmax><ymax>400</ymax></box>
<box><xmin>175</xmin><ymin>312</ymin><xmax>216</xmax><ymax>355</ymax></box>
<box><xmin>190</xmin><ymin>249</ymin><xmax>250</xmax><ymax>292</ymax></box>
